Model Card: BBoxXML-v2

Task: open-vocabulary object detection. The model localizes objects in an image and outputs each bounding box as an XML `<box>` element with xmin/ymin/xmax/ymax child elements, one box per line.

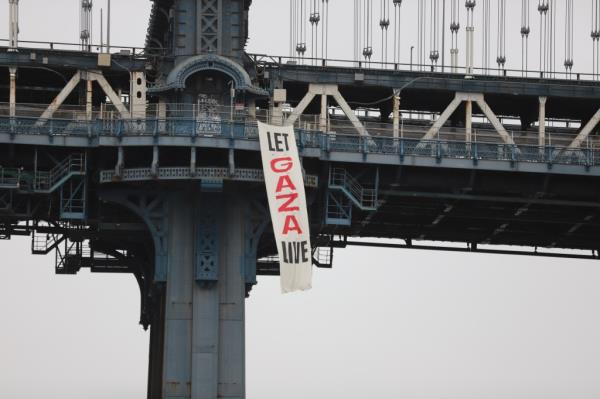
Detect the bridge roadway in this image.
<box><xmin>3</xmin><ymin>46</ymin><xmax>600</xmax><ymax>123</ymax></box>
<box><xmin>1</xmin><ymin>112</ymin><xmax>600</xmax><ymax>254</ymax></box>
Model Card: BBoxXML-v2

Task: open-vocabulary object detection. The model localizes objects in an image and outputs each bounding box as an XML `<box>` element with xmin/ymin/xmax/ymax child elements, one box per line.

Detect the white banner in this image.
<box><xmin>258</xmin><ymin>121</ymin><xmax>312</xmax><ymax>293</ymax></box>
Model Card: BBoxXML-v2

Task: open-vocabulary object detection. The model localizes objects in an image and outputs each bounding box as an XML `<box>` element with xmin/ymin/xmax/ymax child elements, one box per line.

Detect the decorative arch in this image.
<box><xmin>149</xmin><ymin>53</ymin><xmax>268</xmax><ymax>96</ymax></box>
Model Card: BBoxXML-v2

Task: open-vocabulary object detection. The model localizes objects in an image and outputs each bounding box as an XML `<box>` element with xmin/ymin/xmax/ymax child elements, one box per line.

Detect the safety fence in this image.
<box><xmin>0</xmin><ymin>115</ymin><xmax>598</xmax><ymax>168</ymax></box>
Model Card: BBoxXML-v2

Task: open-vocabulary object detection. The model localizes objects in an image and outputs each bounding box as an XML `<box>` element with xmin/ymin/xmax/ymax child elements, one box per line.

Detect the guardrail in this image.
<box><xmin>249</xmin><ymin>53</ymin><xmax>600</xmax><ymax>82</ymax></box>
<box><xmin>0</xmin><ymin>116</ymin><xmax>598</xmax><ymax>168</ymax></box>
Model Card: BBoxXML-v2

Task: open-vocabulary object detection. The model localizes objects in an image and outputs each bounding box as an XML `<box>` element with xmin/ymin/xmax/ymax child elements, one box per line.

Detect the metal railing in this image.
<box><xmin>329</xmin><ymin>168</ymin><xmax>378</xmax><ymax>210</ymax></box>
<box><xmin>0</xmin><ymin>39</ymin><xmax>153</xmax><ymax>57</ymax></box>
<box><xmin>1</xmin><ymin>115</ymin><xmax>599</xmax><ymax>169</ymax></box>
<box><xmin>0</xmin><ymin>102</ymin><xmax>588</xmax><ymax>149</ymax></box>
<box><xmin>250</xmin><ymin>54</ymin><xmax>600</xmax><ymax>82</ymax></box>
<box><xmin>0</xmin><ymin>167</ymin><xmax>21</xmax><ymax>188</ymax></box>
<box><xmin>34</xmin><ymin>154</ymin><xmax>85</xmax><ymax>192</ymax></box>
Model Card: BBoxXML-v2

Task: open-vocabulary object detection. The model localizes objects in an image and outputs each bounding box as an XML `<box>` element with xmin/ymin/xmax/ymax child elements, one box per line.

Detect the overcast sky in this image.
<box><xmin>2</xmin><ymin>1</ymin><xmax>600</xmax><ymax>399</ymax></box>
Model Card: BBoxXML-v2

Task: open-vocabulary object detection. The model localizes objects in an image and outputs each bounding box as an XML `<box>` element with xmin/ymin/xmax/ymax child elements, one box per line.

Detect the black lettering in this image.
<box><xmin>287</xmin><ymin>242</ymin><xmax>294</xmax><ymax>263</ymax></box>
<box><xmin>301</xmin><ymin>241</ymin><xmax>309</xmax><ymax>263</ymax></box>
<box><xmin>293</xmin><ymin>241</ymin><xmax>300</xmax><ymax>263</ymax></box>
<box><xmin>282</xmin><ymin>241</ymin><xmax>311</xmax><ymax>264</ymax></box>
<box><xmin>282</xmin><ymin>133</ymin><xmax>291</xmax><ymax>151</ymax></box>
<box><xmin>267</xmin><ymin>132</ymin><xmax>276</xmax><ymax>151</ymax></box>
<box><xmin>274</xmin><ymin>132</ymin><xmax>285</xmax><ymax>151</ymax></box>
<box><xmin>281</xmin><ymin>241</ymin><xmax>289</xmax><ymax>263</ymax></box>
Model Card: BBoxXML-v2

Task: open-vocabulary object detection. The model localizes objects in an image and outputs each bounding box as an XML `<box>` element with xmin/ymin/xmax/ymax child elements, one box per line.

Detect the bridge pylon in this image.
<box><xmin>107</xmin><ymin>185</ymin><xmax>268</xmax><ymax>399</ymax></box>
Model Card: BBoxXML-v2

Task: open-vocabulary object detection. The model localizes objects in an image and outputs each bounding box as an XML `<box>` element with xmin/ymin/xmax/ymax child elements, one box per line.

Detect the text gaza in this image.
<box><xmin>267</xmin><ymin>131</ymin><xmax>310</xmax><ymax>264</ymax></box>
<box><xmin>268</xmin><ymin>131</ymin><xmax>303</xmax><ymax>236</ymax></box>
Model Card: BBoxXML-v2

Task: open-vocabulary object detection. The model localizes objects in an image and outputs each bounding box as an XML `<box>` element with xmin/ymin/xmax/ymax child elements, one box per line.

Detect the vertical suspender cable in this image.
<box><xmin>325</xmin><ymin>0</ymin><xmax>329</xmax><ymax>59</ymax></box>
<box><xmin>363</xmin><ymin>0</ymin><xmax>374</xmax><ymax>63</ymax></box>
<box><xmin>309</xmin><ymin>0</ymin><xmax>320</xmax><ymax>65</ymax></box>
<box><xmin>418</xmin><ymin>0</ymin><xmax>422</xmax><ymax>69</ymax></box>
<box><xmin>380</xmin><ymin>0</ymin><xmax>390</xmax><ymax>65</ymax></box>
<box><xmin>429</xmin><ymin>0</ymin><xmax>439</xmax><ymax>68</ymax></box>
<box><xmin>418</xmin><ymin>0</ymin><xmax>426</xmax><ymax>70</ymax></box>
<box><xmin>441</xmin><ymin>0</ymin><xmax>446</xmax><ymax>70</ymax></box>
<box><xmin>290</xmin><ymin>0</ymin><xmax>294</xmax><ymax>57</ymax></box>
<box><xmin>465</xmin><ymin>0</ymin><xmax>475</xmax><ymax>75</ymax></box>
<box><xmin>538</xmin><ymin>0</ymin><xmax>549</xmax><ymax>74</ymax></box>
<box><xmin>496</xmin><ymin>0</ymin><xmax>506</xmax><ymax>72</ymax></box>
<box><xmin>597</xmin><ymin>0</ymin><xmax>600</xmax><ymax>79</ymax></box>
<box><xmin>482</xmin><ymin>0</ymin><xmax>490</xmax><ymax>72</ymax></box>
<box><xmin>321</xmin><ymin>0</ymin><xmax>325</xmax><ymax>60</ymax></box>
<box><xmin>355</xmin><ymin>0</ymin><xmax>359</xmax><ymax>61</ymax></box>
<box><xmin>450</xmin><ymin>0</ymin><xmax>459</xmax><ymax>72</ymax></box>
<box><xmin>592</xmin><ymin>0</ymin><xmax>596</xmax><ymax>78</ymax></box>
<box><xmin>393</xmin><ymin>0</ymin><xmax>402</xmax><ymax>65</ymax></box>
<box><xmin>521</xmin><ymin>0</ymin><xmax>531</xmax><ymax>76</ymax></box>
<box><xmin>564</xmin><ymin>0</ymin><xmax>573</xmax><ymax>75</ymax></box>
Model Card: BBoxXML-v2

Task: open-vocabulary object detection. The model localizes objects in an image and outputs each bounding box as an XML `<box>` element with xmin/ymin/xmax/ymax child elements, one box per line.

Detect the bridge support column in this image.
<box><xmin>130</xmin><ymin>71</ymin><xmax>147</xmax><ymax>119</ymax></box>
<box><xmin>320</xmin><ymin>93</ymin><xmax>328</xmax><ymax>132</ymax></box>
<box><xmin>157</xmin><ymin>189</ymin><xmax>258</xmax><ymax>399</ymax></box>
<box><xmin>538</xmin><ymin>96</ymin><xmax>547</xmax><ymax>147</ymax></box>
<box><xmin>8</xmin><ymin>67</ymin><xmax>16</xmax><ymax>118</ymax></box>
<box><xmin>392</xmin><ymin>89</ymin><xmax>400</xmax><ymax>138</ymax></box>
<box><xmin>465</xmin><ymin>99</ymin><xmax>473</xmax><ymax>143</ymax></box>
<box><xmin>86</xmin><ymin>80</ymin><xmax>93</xmax><ymax>121</ymax></box>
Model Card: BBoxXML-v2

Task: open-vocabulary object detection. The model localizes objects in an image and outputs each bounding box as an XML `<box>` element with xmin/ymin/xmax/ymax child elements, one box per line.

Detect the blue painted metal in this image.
<box><xmin>328</xmin><ymin>167</ymin><xmax>378</xmax><ymax>211</ymax></box>
<box><xmin>243</xmin><ymin>202</ymin><xmax>269</xmax><ymax>289</ymax></box>
<box><xmin>150</xmin><ymin>54</ymin><xmax>268</xmax><ymax>96</ymax></box>
<box><xmin>146</xmin><ymin>0</ymin><xmax>252</xmax><ymax>62</ymax></box>
<box><xmin>195</xmin><ymin>206</ymin><xmax>219</xmax><ymax>283</ymax></box>
<box><xmin>100</xmin><ymin>192</ymin><xmax>170</xmax><ymax>282</ymax></box>
<box><xmin>258</xmin><ymin>59</ymin><xmax>600</xmax><ymax>100</ymax></box>
<box><xmin>325</xmin><ymin>190</ymin><xmax>352</xmax><ymax>226</ymax></box>
<box><xmin>1</xmin><ymin>116</ymin><xmax>598</xmax><ymax>171</ymax></box>
<box><xmin>60</xmin><ymin>176</ymin><xmax>86</xmax><ymax>220</ymax></box>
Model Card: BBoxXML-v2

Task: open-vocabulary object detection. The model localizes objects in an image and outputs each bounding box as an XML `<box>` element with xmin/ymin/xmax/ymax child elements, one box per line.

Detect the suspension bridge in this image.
<box><xmin>3</xmin><ymin>0</ymin><xmax>600</xmax><ymax>398</ymax></box>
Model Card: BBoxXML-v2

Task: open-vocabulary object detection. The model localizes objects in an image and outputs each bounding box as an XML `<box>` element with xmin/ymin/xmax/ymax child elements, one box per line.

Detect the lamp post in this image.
<box><xmin>410</xmin><ymin>46</ymin><xmax>415</xmax><ymax>70</ymax></box>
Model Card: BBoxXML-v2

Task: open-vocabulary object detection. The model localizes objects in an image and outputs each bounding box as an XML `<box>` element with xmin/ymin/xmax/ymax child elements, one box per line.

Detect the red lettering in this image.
<box><xmin>270</xmin><ymin>157</ymin><xmax>293</xmax><ymax>173</ymax></box>
<box><xmin>282</xmin><ymin>215</ymin><xmax>303</xmax><ymax>235</ymax></box>
<box><xmin>276</xmin><ymin>193</ymin><xmax>300</xmax><ymax>212</ymax></box>
<box><xmin>275</xmin><ymin>175</ymin><xmax>297</xmax><ymax>193</ymax></box>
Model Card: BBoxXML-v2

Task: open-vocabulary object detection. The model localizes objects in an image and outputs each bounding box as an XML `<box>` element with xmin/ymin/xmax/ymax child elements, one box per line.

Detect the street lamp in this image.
<box><xmin>410</xmin><ymin>46</ymin><xmax>415</xmax><ymax>71</ymax></box>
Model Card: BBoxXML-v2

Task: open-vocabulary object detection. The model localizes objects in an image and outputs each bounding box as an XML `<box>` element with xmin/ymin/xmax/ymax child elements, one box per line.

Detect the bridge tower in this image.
<box><xmin>143</xmin><ymin>1</ymin><xmax>269</xmax><ymax>398</ymax></box>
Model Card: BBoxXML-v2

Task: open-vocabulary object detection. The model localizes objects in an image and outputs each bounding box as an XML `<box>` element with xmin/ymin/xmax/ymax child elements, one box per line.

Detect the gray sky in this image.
<box><xmin>2</xmin><ymin>1</ymin><xmax>600</xmax><ymax>398</ymax></box>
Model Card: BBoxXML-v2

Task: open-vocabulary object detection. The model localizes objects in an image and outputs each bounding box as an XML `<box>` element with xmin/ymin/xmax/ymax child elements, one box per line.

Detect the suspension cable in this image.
<box><xmin>429</xmin><ymin>0</ymin><xmax>440</xmax><ymax>67</ymax></box>
<box><xmin>521</xmin><ymin>0</ymin><xmax>530</xmax><ymax>76</ymax></box>
<box><xmin>496</xmin><ymin>0</ymin><xmax>506</xmax><ymax>71</ymax></box>
<box><xmin>482</xmin><ymin>0</ymin><xmax>490</xmax><ymax>71</ymax></box>
<box><xmin>538</xmin><ymin>0</ymin><xmax>549</xmax><ymax>74</ymax></box>
<box><xmin>363</xmin><ymin>0</ymin><xmax>373</xmax><ymax>62</ymax></box>
<box><xmin>417</xmin><ymin>0</ymin><xmax>426</xmax><ymax>70</ymax></box>
<box><xmin>593</xmin><ymin>0</ymin><xmax>600</xmax><ymax>79</ymax></box>
<box><xmin>449</xmin><ymin>0</ymin><xmax>459</xmax><ymax>72</ymax></box>
<box><xmin>564</xmin><ymin>0</ymin><xmax>573</xmax><ymax>75</ymax></box>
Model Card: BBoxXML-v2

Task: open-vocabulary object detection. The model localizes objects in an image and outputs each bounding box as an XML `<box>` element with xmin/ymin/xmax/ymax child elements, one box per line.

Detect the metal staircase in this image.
<box><xmin>34</xmin><ymin>154</ymin><xmax>87</xmax><ymax>220</ymax></box>
<box><xmin>326</xmin><ymin>167</ymin><xmax>379</xmax><ymax>226</ymax></box>
<box><xmin>34</xmin><ymin>154</ymin><xmax>85</xmax><ymax>193</ymax></box>
<box><xmin>32</xmin><ymin>227</ymin><xmax>65</xmax><ymax>255</ymax></box>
